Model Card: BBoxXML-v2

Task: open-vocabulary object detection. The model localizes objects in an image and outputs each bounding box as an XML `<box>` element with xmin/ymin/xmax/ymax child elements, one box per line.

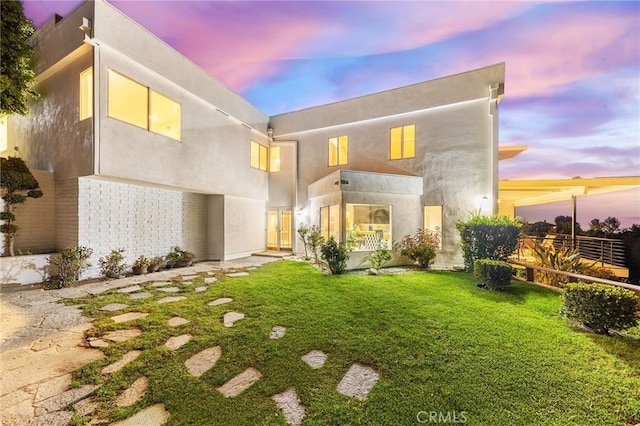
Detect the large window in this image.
<box><xmin>108</xmin><ymin>69</ymin><xmax>148</xmax><ymax>129</ymax></box>
<box><xmin>390</xmin><ymin>124</ymin><xmax>415</xmax><ymax>160</ymax></box>
<box><xmin>424</xmin><ymin>205</ymin><xmax>443</xmax><ymax>249</ymax></box>
<box><xmin>270</xmin><ymin>146</ymin><xmax>281</xmax><ymax>172</ymax></box>
<box><xmin>107</xmin><ymin>69</ymin><xmax>181</xmax><ymax>141</ymax></box>
<box><xmin>328</xmin><ymin>135</ymin><xmax>348</xmax><ymax>166</ymax></box>
<box><xmin>320</xmin><ymin>205</ymin><xmax>340</xmax><ymax>241</ymax></box>
<box><xmin>79</xmin><ymin>67</ymin><xmax>93</xmax><ymax>121</ymax></box>
<box><xmin>150</xmin><ymin>90</ymin><xmax>181</xmax><ymax>141</ymax></box>
<box><xmin>251</xmin><ymin>140</ymin><xmax>268</xmax><ymax>171</ymax></box>
<box><xmin>345</xmin><ymin>204</ymin><xmax>391</xmax><ymax>251</ymax></box>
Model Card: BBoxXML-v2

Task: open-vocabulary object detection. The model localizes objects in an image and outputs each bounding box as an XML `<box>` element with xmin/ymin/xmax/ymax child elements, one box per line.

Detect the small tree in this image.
<box><xmin>297</xmin><ymin>223</ymin><xmax>310</xmax><ymax>260</ymax></box>
<box><xmin>0</xmin><ymin>157</ymin><xmax>43</xmax><ymax>256</ymax></box>
<box><xmin>46</xmin><ymin>246</ymin><xmax>93</xmax><ymax>288</ymax></box>
<box><xmin>307</xmin><ymin>225</ymin><xmax>325</xmax><ymax>265</ymax></box>
<box><xmin>1</xmin><ymin>0</ymin><xmax>38</xmax><ymax>115</ymax></box>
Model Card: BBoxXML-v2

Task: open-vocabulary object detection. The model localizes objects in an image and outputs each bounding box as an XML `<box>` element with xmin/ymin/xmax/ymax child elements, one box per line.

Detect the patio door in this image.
<box><xmin>266</xmin><ymin>209</ymin><xmax>292</xmax><ymax>250</ymax></box>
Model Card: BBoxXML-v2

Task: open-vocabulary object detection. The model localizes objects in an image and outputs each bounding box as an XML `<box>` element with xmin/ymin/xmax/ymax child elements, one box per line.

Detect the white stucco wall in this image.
<box><xmin>223</xmin><ymin>196</ymin><xmax>266</xmax><ymax>259</ymax></box>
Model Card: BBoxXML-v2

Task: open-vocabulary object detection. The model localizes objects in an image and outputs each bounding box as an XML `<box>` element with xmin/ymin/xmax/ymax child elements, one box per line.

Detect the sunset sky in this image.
<box><xmin>23</xmin><ymin>0</ymin><xmax>640</xmax><ymax>228</ymax></box>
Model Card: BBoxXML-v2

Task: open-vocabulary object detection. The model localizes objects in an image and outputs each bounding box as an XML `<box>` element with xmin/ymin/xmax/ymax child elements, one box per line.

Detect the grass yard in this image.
<box><xmin>70</xmin><ymin>260</ymin><xmax>640</xmax><ymax>425</ymax></box>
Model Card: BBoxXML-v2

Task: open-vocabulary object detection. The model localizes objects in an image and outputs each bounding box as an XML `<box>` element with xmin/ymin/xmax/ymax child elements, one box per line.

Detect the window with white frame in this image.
<box><xmin>390</xmin><ymin>124</ymin><xmax>415</xmax><ymax>160</ymax></box>
<box><xmin>328</xmin><ymin>135</ymin><xmax>348</xmax><ymax>166</ymax></box>
<box><xmin>345</xmin><ymin>204</ymin><xmax>391</xmax><ymax>251</ymax></box>
<box><xmin>79</xmin><ymin>67</ymin><xmax>93</xmax><ymax>121</ymax></box>
<box><xmin>424</xmin><ymin>205</ymin><xmax>443</xmax><ymax>249</ymax></box>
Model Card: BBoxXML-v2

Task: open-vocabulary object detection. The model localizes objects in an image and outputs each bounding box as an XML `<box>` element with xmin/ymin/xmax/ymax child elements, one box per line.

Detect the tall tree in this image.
<box><xmin>0</xmin><ymin>0</ymin><xmax>38</xmax><ymax>115</ymax></box>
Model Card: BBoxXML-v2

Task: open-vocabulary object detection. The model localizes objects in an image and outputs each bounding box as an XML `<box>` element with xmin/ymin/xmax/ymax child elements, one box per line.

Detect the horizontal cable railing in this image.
<box><xmin>516</xmin><ymin>234</ymin><xmax>627</xmax><ymax>268</ymax></box>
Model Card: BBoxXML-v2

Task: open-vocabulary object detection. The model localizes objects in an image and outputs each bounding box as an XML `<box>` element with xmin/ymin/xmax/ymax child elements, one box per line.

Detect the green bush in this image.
<box><xmin>367</xmin><ymin>241</ymin><xmax>392</xmax><ymax>270</ymax></box>
<box><xmin>397</xmin><ymin>228</ymin><xmax>440</xmax><ymax>270</ymax></box>
<box><xmin>47</xmin><ymin>246</ymin><xmax>93</xmax><ymax>288</ymax></box>
<box><xmin>530</xmin><ymin>240</ymin><xmax>597</xmax><ymax>287</ymax></box>
<box><xmin>562</xmin><ymin>282</ymin><xmax>639</xmax><ymax>335</ymax></box>
<box><xmin>456</xmin><ymin>214</ymin><xmax>522</xmax><ymax>271</ymax></box>
<box><xmin>474</xmin><ymin>259</ymin><xmax>513</xmax><ymax>291</ymax></box>
<box><xmin>99</xmin><ymin>248</ymin><xmax>126</xmax><ymax>278</ymax></box>
<box><xmin>320</xmin><ymin>236</ymin><xmax>349</xmax><ymax>274</ymax></box>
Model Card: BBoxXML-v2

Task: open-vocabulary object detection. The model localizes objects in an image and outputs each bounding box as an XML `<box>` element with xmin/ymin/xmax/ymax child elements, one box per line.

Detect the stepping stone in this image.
<box><xmin>208</xmin><ymin>297</ymin><xmax>233</xmax><ymax>306</ymax></box>
<box><xmin>184</xmin><ymin>346</ymin><xmax>221</xmax><ymax>377</ymax></box>
<box><xmin>301</xmin><ymin>350</ymin><xmax>327</xmax><ymax>369</ymax></box>
<box><xmin>181</xmin><ymin>275</ymin><xmax>199</xmax><ymax>280</ymax></box>
<box><xmin>157</xmin><ymin>286</ymin><xmax>181</xmax><ymax>293</ymax></box>
<box><xmin>103</xmin><ymin>329</ymin><xmax>142</xmax><ymax>343</ymax></box>
<box><xmin>272</xmin><ymin>388</ymin><xmax>306</xmax><ymax>426</ymax></box>
<box><xmin>204</xmin><ymin>277</ymin><xmax>217</xmax><ymax>284</ymax></box>
<box><xmin>116</xmin><ymin>377</ymin><xmax>149</xmax><ymax>407</ymax></box>
<box><xmin>247</xmin><ymin>267</ymin><xmax>258</xmax><ymax>271</ymax></box>
<box><xmin>88</xmin><ymin>338</ymin><xmax>109</xmax><ymax>348</ymax></box>
<box><xmin>117</xmin><ymin>285</ymin><xmax>143</xmax><ymax>294</ymax></box>
<box><xmin>164</xmin><ymin>334</ymin><xmax>192</xmax><ymax>351</ymax></box>
<box><xmin>34</xmin><ymin>384</ymin><xmax>98</xmax><ymax>413</ymax></box>
<box><xmin>167</xmin><ymin>316</ymin><xmax>190</xmax><ymax>327</ymax></box>
<box><xmin>151</xmin><ymin>281</ymin><xmax>172</xmax><ymax>287</ymax></box>
<box><xmin>74</xmin><ymin>397</ymin><xmax>98</xmax><ymax>416</ymax></box>
<box><xmin>130</xmin><ymin>292</ymin><xmax>153</xmax><ymax>300</ymax></box>
<box><xmin>270</xmin><ymin>326</ymin><xmax>286</xmax><ymax>339</ymax></box>
<box><xmin>111</xmin><ymin>403</ymin><xmax>170</xmax><ymax>426</ymax></box>
<box><xmin>226</xmin><ymin>272</ymin><xmax>249</xmax><ymax>277</ymax></box>
<box><xmin>194</xmin><ymin>286</ymin><xmax>207</xmax><ymax>292</ymax></box>
<box><xmin>217</xmin><ymin>367</ymin><xmax>262</xmax><ymax>398</ymax></box>
<box><xmin>102</xmin><ymin>350</ymin><xmax>142</xmax><ymax>375</ymax></box>
<box><xmin>336</xmin><ymin>363</ymin><xmax>379</xmax><ymax>400</ymax></box>
<box><xmin>157</xmin><ymin>296</ymin><xmax>187</xmax><ymax>304</ymax></box>
<box><xmin>99</xmin><ymin>303</ymin><xmax>129</xmax><ymax>312</ymax></box>
<box><xmin>111</xmin><ymin>312</ymin><xmax>149</xmax><ymax>323</ymax></box>
<box><xmin>223</xmin><ymin>312</ymin><xmax>245</xmax><ymax>327</ymax></box>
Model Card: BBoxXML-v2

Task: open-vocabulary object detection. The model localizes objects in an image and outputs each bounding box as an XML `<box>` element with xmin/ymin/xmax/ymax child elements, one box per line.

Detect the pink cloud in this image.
<box><xmin>110</xmin><ymin>1</ymin><xmax>329</xmax><ymax>91</ymax></box>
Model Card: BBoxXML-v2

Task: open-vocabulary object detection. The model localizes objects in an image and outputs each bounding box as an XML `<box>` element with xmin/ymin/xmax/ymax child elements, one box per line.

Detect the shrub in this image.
<box><xmin>166</xmin><ymin>246</ymin><xmax>195</xmax><ymax>266</ymax></box>
<box><xmin>367</xmin><ymin>241</ymin><xmax>392</xmax><ymax>271</ymax></box>
<box><xmin>320</xmin><ymin>236</ymin><xmax>349</xmax><ymax>274</ymax></box>
<box><xmin>99</xmin><ymin>248</ymin><xmax>126</xmax><ymax>278</ymax></box>
<box><xmin>133</xmin><ymin>255</ymin><xmax>150</xmax><ymax>269</ymax></box>
<box><xmin>456</xmin><ymin>214</ymin><xmax>522</xmax><ymax>271</ymax></box>
<box><xmin>530</xmin><ymin>240</ymin><xmax>596</xmax><ymax>287</ymax></box>
<box><xmin>307</xmin><ymin>225</ymin><xmax>325</xmax><ymax>265</ymax></box>
<box><xmin>474</xmin><ymin>259</ymin><xmax>513</xmax><ymax>291</ymax></box>
<box><xmin>47</xmin><ymin>246</ymin><xmax>93</xmax><ymax>288</ymax></box>
<box><xmin>397</xmin><ymin>228</ymin><xmax>440</xmax><ymax>270</ymax></box>
<box><xmin>562</xmin><ymin>282</ymin><xmax>639</xmax><ymax>335</ymax></box>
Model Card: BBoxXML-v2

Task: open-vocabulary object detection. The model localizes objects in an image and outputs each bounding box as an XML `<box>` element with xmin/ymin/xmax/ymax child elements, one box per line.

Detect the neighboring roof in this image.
<box><xmin>499</xmin><ymin>176</ymin><xmax>640</xmax><ymax>207</ymax></box>
<box><xmin>498</xmin><ymin>145</ymin><xmax>528</xmax><ymax>161</ymax></box>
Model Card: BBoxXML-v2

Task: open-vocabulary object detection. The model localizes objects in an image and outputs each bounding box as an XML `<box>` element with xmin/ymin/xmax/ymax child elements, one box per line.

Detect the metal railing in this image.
<box><xmin>516</xmin><ymin>234</ymin><xmax>627</xmax><ymax>268</ymax></box>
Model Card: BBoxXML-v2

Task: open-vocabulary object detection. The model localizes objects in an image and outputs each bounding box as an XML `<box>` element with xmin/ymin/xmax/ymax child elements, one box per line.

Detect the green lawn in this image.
<box><xmin>70</xmin><ymin>261</ymin><xmax>640</xmax><ymax>425</ymax></box>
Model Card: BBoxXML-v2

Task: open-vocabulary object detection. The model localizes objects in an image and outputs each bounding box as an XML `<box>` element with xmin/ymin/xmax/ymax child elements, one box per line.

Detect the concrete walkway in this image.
<box><xmin>0</xmin><ymin>257</ymin><xmax>275</xmax><ymax>425</ymax></box>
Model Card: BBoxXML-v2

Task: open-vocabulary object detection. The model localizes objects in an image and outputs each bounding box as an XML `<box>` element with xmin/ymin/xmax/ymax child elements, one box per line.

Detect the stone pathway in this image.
<box><xmin>0</xmin><ymin>255</ymin><xmax>383</xmax><ymax>425</ymax></box>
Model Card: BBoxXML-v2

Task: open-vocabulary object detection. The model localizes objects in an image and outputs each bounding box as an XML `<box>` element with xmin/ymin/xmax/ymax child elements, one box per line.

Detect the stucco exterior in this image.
<box><xmin>2</xmin><ymin>0</ymin><xmax>505</xmax><ymax>277</ymax></box>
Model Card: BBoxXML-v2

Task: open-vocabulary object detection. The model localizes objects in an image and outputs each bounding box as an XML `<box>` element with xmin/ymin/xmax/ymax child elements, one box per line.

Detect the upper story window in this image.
<box><xmin>270</xmin><ymin>146</ymin><xmax>281</xmax><ymax>172</ymax></box>
<box><xmin>79</xmin><ymin>67</ymin><xmax>93</xmax><ymax>121</ymax></box>
<box><xmin>150</xmin><ymin>90</ymin><xmax>181</xmax><ymax>141</ymax></box>
<box><xmin>107</xmin><ymin>69</ymin><xmax>181</xmax><ymax>141</ymax></box>
<box><xmin>328</xmin><ymin>135</ymin><xmax>348</xmax><ymax>166</ymax></box>
<box><xmin>251</xmin><ymin>140</ymin><xmax>268</xmax><ymax>171</ymax></box>
<box><xmin>108</xmin><ymin>69</ymin><xmax>148</xmax><ymax>129</ymax></box>
<box><xmin>390</xmin><ymin>124</ymin><xmax>415</xmax><ymax>160</ymax></box>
